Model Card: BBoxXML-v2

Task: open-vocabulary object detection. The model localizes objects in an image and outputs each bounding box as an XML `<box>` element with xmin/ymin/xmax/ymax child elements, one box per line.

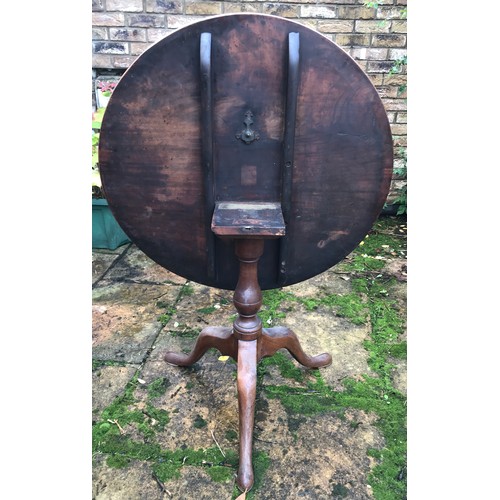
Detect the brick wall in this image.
<box><xmin>92</xmin><ymin>0</ymin><xmax>407</xmax><ymax>206</ymax></box>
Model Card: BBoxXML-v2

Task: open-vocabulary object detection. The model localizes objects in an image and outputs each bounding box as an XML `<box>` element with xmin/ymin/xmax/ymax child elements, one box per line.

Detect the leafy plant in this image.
<box><xmin>92</xmin><ymin>77</ymin><xmax>120</xmax><ymax>198</ymax></box>
<box><xmin>92</xmin><ymin>107</ymin><xmax>105</xmax><ymax>198</ymax></box>
<box><xmin>97</xmin><ymin>80</ymin><xmax>117</xmax><ymax>97</ymax></box>
<box><xmin>393</xmin><ymin>148</ymin><xmax>407</xmax><ymax>215</ymax></box>
<box><xmin>389</xmin><ymin>55</ymin><xmax>408</xmax><ymax>95</ymax></box>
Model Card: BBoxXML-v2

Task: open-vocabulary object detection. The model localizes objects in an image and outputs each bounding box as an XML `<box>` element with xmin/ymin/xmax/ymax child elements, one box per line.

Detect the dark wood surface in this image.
<box><xmin>99</xmin><ymin>13</ymin><xmax>393</xmax><ymax>290</ymax></box>
<box><xmin>212</xmin><ymin>201</ymin><xmax>285</xmax><ymax>238</ymax></box>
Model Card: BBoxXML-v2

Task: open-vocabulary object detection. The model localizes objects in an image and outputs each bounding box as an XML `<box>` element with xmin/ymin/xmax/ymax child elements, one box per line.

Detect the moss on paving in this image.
<box><xmin>93</xmin><ymin>215</ymin><xmax>406</xmax><ymax>498</ymax></box>
<box><xmin>92</xmin><ymin>359</ymin><xmax>128</xmax><ymax>371</ymax></box>
<box><xmin>93</xmin><ymin>371</ymin><xmax>243</xmax><ymax>485</ymax></box>
<box><xmin>254</xmin><ymin>215</ymin><xmax>407</xmax><ymax>499</ymax></box>
<box><xmin>147</xmin><ymin>377</ymin><xmax>170</xmax><ymax>400</ymax></box>
<box><xmin>156</xmin><ymin>282</ymin><xmax>195</xmax><ymax>326</ymax></box>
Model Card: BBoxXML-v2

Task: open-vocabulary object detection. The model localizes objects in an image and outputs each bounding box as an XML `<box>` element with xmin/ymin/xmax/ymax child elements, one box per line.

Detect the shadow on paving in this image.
<box><xmin>92</xmin><ymin>216</ymin><xmax>407</xmax><ymax>500</ymax></box>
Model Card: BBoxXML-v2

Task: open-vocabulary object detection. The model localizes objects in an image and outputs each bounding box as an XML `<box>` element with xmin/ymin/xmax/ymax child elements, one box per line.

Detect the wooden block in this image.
<box><xmin>211</xmin><ymin>201</ymin><xmax>285</xmax><ymax>238</ymax></box>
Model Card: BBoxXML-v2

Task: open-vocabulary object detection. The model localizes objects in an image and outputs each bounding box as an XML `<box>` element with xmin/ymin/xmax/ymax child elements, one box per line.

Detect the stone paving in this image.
<box><xmin>92</xmin><ymin>222</ymin><xmax>407</xmax><ymax>500</ymax></box>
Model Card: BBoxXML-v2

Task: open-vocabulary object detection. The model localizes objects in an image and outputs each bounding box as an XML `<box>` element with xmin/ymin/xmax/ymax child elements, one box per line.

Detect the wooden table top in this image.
<box><xmin>99</xmin><ymin>13</ymin><xmax>393</xmax><ymax>290</ymax></box>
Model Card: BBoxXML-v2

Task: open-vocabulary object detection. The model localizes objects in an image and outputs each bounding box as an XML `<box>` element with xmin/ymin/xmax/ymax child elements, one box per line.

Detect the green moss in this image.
<box><xmin>157</xmin><ymin>306</ymin><xmax>176</xmax><ymax>326</ymax></box>
<box><xmin>251</xmin><ymin>450</ymin><xmax>271</xmax><ymax>493</ymax></box>
<box><xmin>206</xmin><ymin>465</ymin><xmax>234</xmax><ymax>482</ymax></box>
<box><xmin>152</xmin><ymin>460</ymin><xmax>182</xmax><ymax>482</ymax></box>
<box><xmin>144</xmin><ymin>404</ymin><xmax>170</xmax><ymax>431</ymax></box>
<box><xmin>342</xmin><ymin>254</ymin><xmax>386</xmax><ymax>272</ymax></box>
<box><xmin>137</xmin><ymin>422</ymin><xmax>155</xmax><ymax>439</ymax></box>
<box><xmin>258</xmin><ymin>352</ymin><xmax>304</xmax><ymax>382</ymax></box>
<box><xmin>157</xmin><ymin>284</ymin><xmax>195</xmax><ymax>326</ymax></box>
<box><xmin>93</xmin><ymin>214</ymin><xmax>406</xmax><ymax>499</ymax></box>
<box><xmin>97</xmin><ymin>374</ymin><xmax>144</xmax><ymax>433</ymax></box>
<box><xmin>331</xmin><ymin>483</ymin><xmax>349</xmax><ymax>497</ymax></box>
<box><xmin>295</xmin><ymin>292</ymin><xmax>368</xmax><ymax>325</ymax></box>
<box><xmin>92</xmin><ymin>359</ymin><xmax>128</xmax><ymax>371</ymax></box>
<box><xmin>107</xmin><ymin>454</ymin><xmax>131</xmax><ymax>468</ymax></box>
<box><xmin>168</xmin><ymin>326</ymin><xmax>201</xmax><ymax>338</ymax></box>
<box><xmin>319</xmin><ymin>293</ymin><xmax>368</xmax><ymax>325</ymax></box>
<box><xmin>147</xmin><ymin>377</ymin><xmax>170</xmax><ymax>400</ymax></box>
<box><xmin>337</xmin><ymin>217</ymin><xmax>406</xmax><ymax>274</ymax></box>
<box><xmin>254</xmin><ymin>216</ymin><xmax>407</xmax><ymax>500</ymax></box>
<box><xmin>259</xmin><ymin>289</ymin><xmax>295</xmax><ymax>325</ymax></box>
<box><xmin>193</xmin><ymin>415</ymin><xmax>207</xmax><ymax>428</ymax></box>
<box><xmin>385</xmin><ymin>341</ymin><xmax>407</xmax><ymax>360</ymax></box>
<box><xmin>231</xmin><ymin>450</ymin><xmax>271</xmax><ymax>499</ymax></box>
<box><xmin>178</xmin><ymin>283</ymin><xmax>194</xmax><ymax>298</ymax></box>
<box><xmin>152</xmin><ymin>447</ymin><xmax>232</xmax><ymax>482</ymax></box>
<box><xmin>225</xmin><ymin>429</ymin><xmax>237</xmax><ymax>441</ymax></box>
<box><xmin>93</xmin><ymin>370</ymin><xmax>244</xmax><ymax>491</ymax></box>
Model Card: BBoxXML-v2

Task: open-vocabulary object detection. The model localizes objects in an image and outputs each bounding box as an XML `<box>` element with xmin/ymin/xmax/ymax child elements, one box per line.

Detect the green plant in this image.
<box><xmin>363</xmin><ymin>0</ymin><xmax>407</xmax><ymax>214</ymax></box>
<box><xmin>92</xmin><ymin>78</ymin><xmax>120</xmax><ymax>199</ymax></box>
<box><xmin>92</xmin><ymin>107</ymin><xmax>105</xmax><ymax>198</ymax></box>
<box><xmin>393</xmin><ymin>148</ymin><xmax>407</xmax><ymax>215</ymax></box>
<box><xmin>389</xmin><ymin>55</ymin><xmax>408</xmax><ymax>95</ymax></box>
<box><xmin>97</xmin><ymin>80</ymin><xmax>117</xmax><ymax>97</ymax></box>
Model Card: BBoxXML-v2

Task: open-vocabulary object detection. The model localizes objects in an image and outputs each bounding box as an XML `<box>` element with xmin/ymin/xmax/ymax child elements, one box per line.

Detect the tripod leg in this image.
<box><xmin>260</xmin><ymin>326</ymin><xmax>332</xmax><ymax>368</ymax></box>
<box><xmin>236</xmin><ymin>339</ymin><xmax>257</xmax><ymax>491</ymax></box>
<box><xmin>163</xmin><ymin>326</ymin><xmax>236</xmax><ymax>366</ymax></box>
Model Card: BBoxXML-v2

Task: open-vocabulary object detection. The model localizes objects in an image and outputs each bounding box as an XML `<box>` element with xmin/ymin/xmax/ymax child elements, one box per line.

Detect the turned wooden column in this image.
<box><xmin>233</xmin><ymin>239</ymin><xmax>264</xmax><ymax>341</ymax></box>
<box><xmin>232</xmin><ymin>238</ymin><xmax>264</xmax><ymax>491</ymax></box>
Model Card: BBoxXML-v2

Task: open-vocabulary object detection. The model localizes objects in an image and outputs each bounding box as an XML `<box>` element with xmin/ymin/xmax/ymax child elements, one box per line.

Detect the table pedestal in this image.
<box><xmin>164</xmin><ymin>239</ymin><xmax>332</xmax><ymax>491</ymax></box>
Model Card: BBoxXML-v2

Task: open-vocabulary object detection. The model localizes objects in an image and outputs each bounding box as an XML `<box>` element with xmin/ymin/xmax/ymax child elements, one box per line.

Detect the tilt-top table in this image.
<box><xmin>99</xmin><ymin>13</ymin><xmax>393</xmax><ymax>492</ymax></box>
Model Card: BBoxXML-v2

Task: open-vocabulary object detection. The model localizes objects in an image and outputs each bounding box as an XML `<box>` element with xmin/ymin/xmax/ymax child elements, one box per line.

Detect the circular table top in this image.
<box><xmin>99</xmin><ymin>13</ymin><xmax>393</xmax><ymax>290</ymax></box>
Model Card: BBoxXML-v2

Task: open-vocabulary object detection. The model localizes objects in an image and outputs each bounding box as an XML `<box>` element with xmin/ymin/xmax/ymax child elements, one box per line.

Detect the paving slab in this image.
<box><xmin>92</xmin><ymin>221</ymin><xmax>407</xmax><ymax>499</ymax></box>
<box><xmin>92</xmin><ymin>364</ymin><xmax>140</xmax><ymax>414</ymax></box>
<box><xmin>92</xmin><ymin>247</ymin><xmax>126</xmax><ymax>285</ymax></box>
<box><xmin>92</xmin><ymin>281</ymin><xmax>181</xmax><ymax>363</ymax></box>
<box><xmin>93</xmin><ymin>455</ymin><xmax>164</xmax><ymax>500</ymax></box>
<box><xmin>101</xmin><ymin>244</ymin><xmax>187</xmax><ymax>286</ymax></box>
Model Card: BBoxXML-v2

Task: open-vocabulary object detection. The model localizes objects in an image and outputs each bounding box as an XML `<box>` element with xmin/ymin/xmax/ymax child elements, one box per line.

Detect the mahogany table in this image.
<box><xmin>99</xmin><ymin>13</ymin><xmax>393</xmax><ymax>492</ymax></box>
